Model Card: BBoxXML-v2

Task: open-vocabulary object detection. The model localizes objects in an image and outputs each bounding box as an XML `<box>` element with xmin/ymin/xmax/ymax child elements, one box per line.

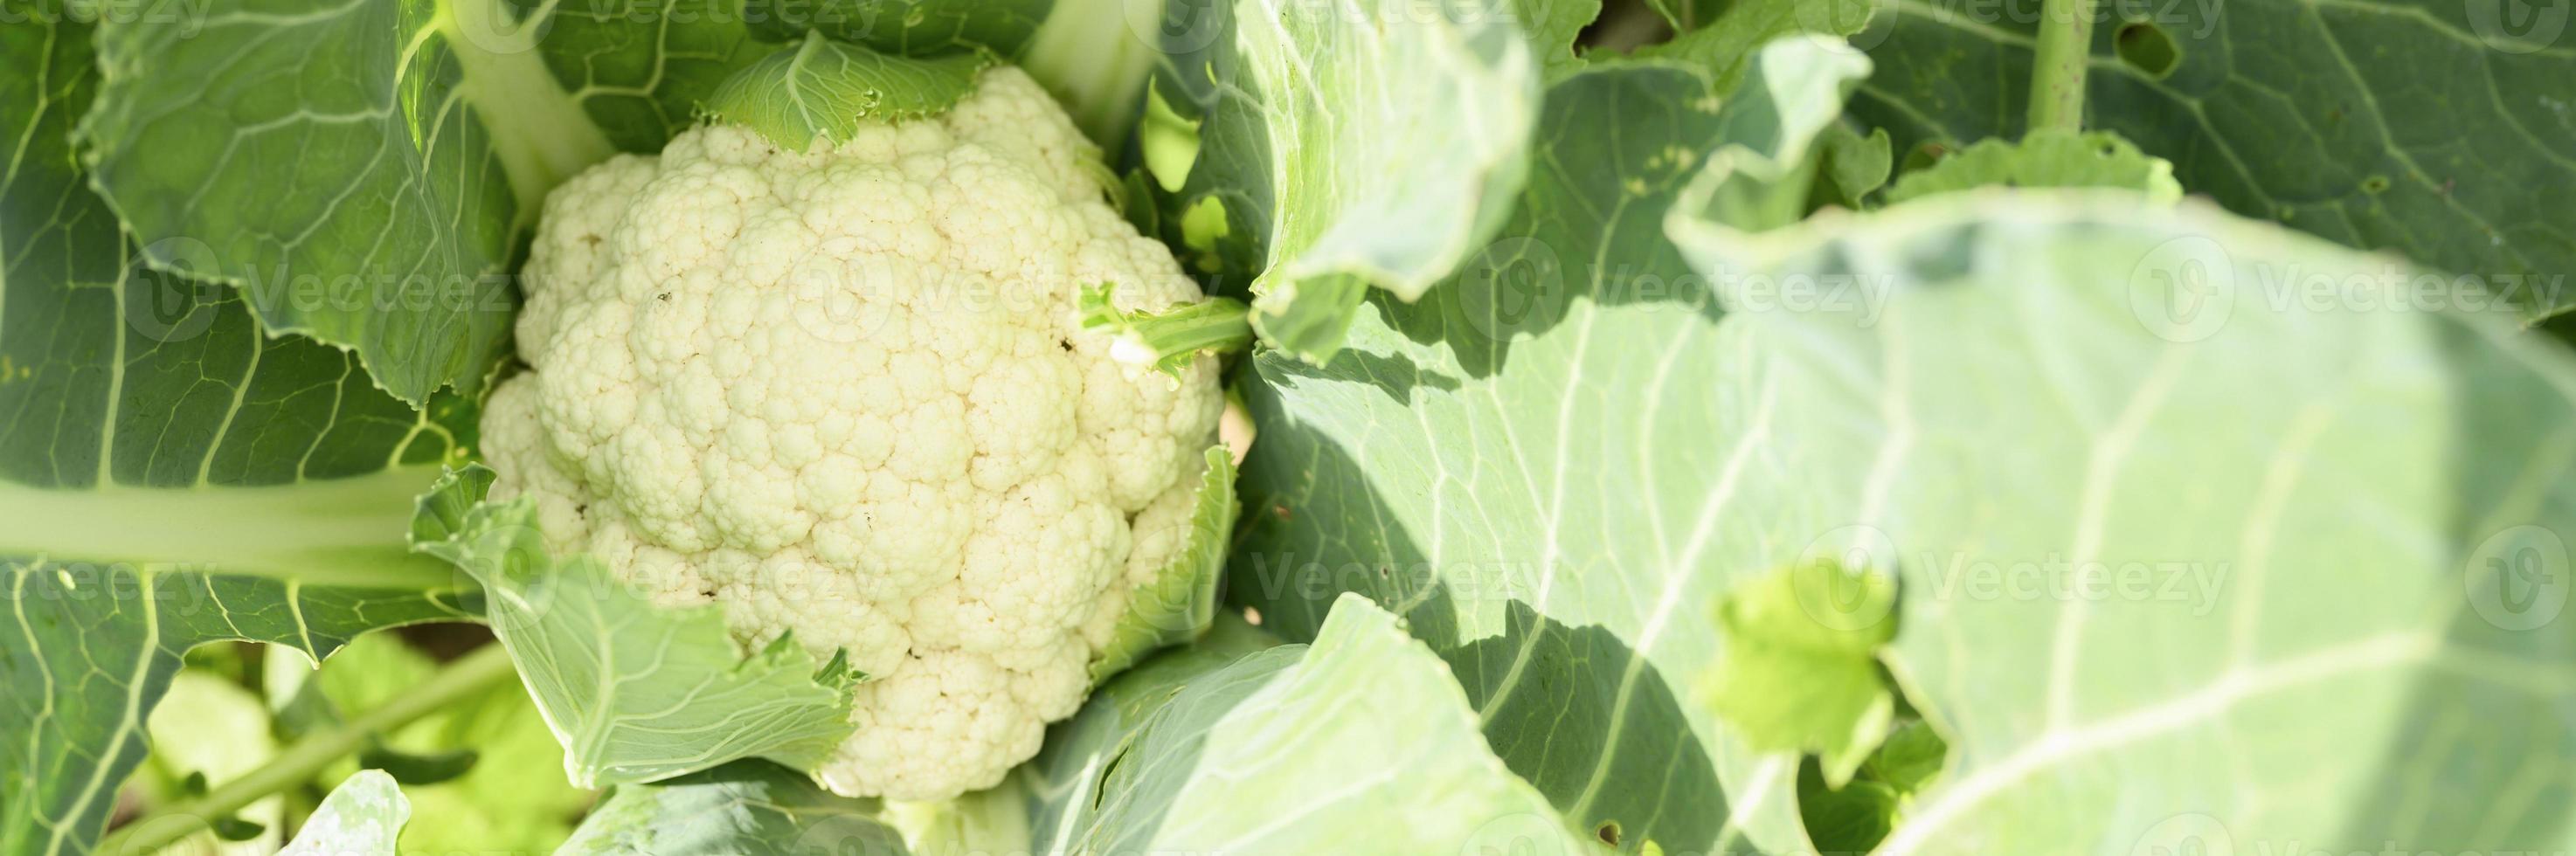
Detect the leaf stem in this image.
<box><xmin>2026</xmin><ymin>0</ymin><xmax>2098</xmax><ymax>133</ymax></box>
<box><xmin>95</xmin><ymin>643</ymin><xmax>520</xmax><ymax>855</ymax></box>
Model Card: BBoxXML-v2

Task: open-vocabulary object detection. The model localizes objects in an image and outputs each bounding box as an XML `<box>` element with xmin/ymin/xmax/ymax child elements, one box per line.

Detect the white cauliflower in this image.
<box><xmin>479</xmin><ymin>66</ymin><xmax>1225</xmax><ymax>801</ymax></box>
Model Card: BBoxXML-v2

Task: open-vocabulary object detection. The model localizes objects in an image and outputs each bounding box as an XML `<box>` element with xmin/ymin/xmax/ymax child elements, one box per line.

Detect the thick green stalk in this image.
<box><xmin>2026</xmin><ymin>0</ymin><xmax>2098</xmax><ymax>132</ymax></box>
<box><xmin>95</xmin><ymin>644</ymin><xmax>521</xmax><ymax>854</ymax></box>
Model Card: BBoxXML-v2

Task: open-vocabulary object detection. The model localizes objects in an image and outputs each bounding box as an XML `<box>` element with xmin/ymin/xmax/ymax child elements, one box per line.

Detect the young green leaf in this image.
<box><xmin>704</xmin><ymin>34</ymin><xmax>994</xmax><ymax>152</ymax></box>
<box><xmin>1881</xmin><ymin>129</ymin><xmax>2180</xmax><ymax>204</ymax></box>
<box><xmin>1076</xmin><ymin>286</ymin><xmax>1254</xmax><ymax>380</ymax></box>
<box><xmin>1705</xmin><ymin>559</ymin><xmax>1900</xmax><ymax>785</ymax></box>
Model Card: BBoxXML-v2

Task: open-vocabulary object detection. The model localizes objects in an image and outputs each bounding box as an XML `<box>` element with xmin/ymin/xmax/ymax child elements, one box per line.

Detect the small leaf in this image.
<box><xmin>208</xmin><ymin>816</ymin><xmax>268</xmax><ymax>842</ymax></box>
<box><xmin>1704</xmin><ymin>559</ymin><xmax>1899</xmax><ymax>785</ymax></box>
<box><xmin>1077</xmin><ymin>285</ymin><xmax>1254</xmax><ymax>379</ymax></box>
<box><xmin>1882</xmin><ymin>129</ymin><xmax>2181</xmax><ymax>204</ymax></box>
<box><xmin>706</xmin><ymin>33</ymin><xmax>992</xmax><ymax>152</ymax></box>
<box><xmin>358</xmin><ymin>745</ymin><xmax>481</xmax><ymax>787</ymax></box>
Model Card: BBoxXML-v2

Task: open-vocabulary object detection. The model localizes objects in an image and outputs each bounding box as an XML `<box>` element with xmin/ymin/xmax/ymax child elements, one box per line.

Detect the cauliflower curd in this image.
<box><xmin>479</xmin><ymin>66</ymin><xmax>1225</xmax><ymax>801</ymax></box>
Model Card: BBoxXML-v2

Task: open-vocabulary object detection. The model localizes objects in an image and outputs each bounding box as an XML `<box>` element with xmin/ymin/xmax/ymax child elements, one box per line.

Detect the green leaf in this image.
<box><xmin>1</xmin><ymin>17</ymin><xmax>481</xmax><ymax>851</ymax></box>
<box><xmin>1848</xmin><ymin>0</ymin><xmax>2576</xmax><ymax>319</ymax></box>
<box><xmin>1135</xmin><ymin>79</ymin><xmax>1200</xmax><ymax>193</ymax></box>
<box><xmin>73</xmin><ymin>0</ymin><xmax>770</xmax><ymax>404</ymax></box>
<box><xmin>557</xmin><ymin>760</ymin><xmax>907</xmax><ymax>854</ymax></box>
<box><xmin>1882</xmin><ymin>129</ymin><xmax>2179</xmax><ymax>204</ymax></box>
<box><xmin>1810</xmin><ymin>123</ymin><xmax>1894</xmax><ymax>210</ymax></box>
<box><xmin>1226</xmin><ymin>37</ymin><xmax>1866</xmax><ymax>856</ymax></box>
<box><xmin>1705</xmin><ymin>559</ymin><xmax>1898</xmax><ymax>785</ymax></box>
<box><xmin>1009</xmin><ymin>595</ymin><xmax>1599</xmax><ymax>853</ymax></box>
<box><xmin>1668</xmin><ymin>186</ymin><xmax>2576</xmax><ymax>853</ymax></box>
<box><xmin>1797</xmin><ymin>721</ymin><xmax>1949</xmax><ymax>853</ymax></box>
<box><xmin>1076</xmin><ymin>286</ymin><xmax>1254</xmax><ymax>380</ymax></box>
<box><xmin>1084</xmin><ymin>448</ymin><xmax>1241</xmax><ymax>682</ymax></box>
<box><xmin>704</xmin><ymin>34</ymin><xmax>994</xmax><ymax>152</ymax></box>
<box><xmin>407</xmin><ymin>467</ymin><xmax>859</xmax><ymax>786</ymax></box>
<box><xmin>280</xmin><ymin>770</ymin><xmax>411</xmax><ymax>855</ymax></box>
<box><xmin>1156</xmin><ymin>0</ymin><xmax>1541</xmax><ymax>362</ymax></box>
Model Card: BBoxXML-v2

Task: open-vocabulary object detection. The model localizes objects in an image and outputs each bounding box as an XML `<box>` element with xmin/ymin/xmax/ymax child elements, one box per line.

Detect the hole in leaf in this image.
<box><xmin>2362</xmin><ymin>175</ymin><xmax>2392</xmax><ymax>194</ymax></box>
<box><xmin>2115</xmin><ymin>21</ymin><xmax>2182</xmax><ymax>79</ymax></box>
<box><xmin>1596</xmin><ymin>821</ymin><xmax>1622</xmax><ymax>846</ymax></box>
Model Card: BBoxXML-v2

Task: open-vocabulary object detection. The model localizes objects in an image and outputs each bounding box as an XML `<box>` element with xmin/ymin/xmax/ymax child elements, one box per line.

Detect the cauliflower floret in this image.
<box><xmin>479</xmin><ymin>66</ymin><xmax>1224</xmax><ymax>801</ymax></box>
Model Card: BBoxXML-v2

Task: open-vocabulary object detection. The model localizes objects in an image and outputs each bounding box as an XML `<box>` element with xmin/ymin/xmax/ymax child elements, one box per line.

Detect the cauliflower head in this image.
<box><xmin>479</xmin><ymin>66</ymin><xmax>1225</xmax><ymax>801</ymax></box>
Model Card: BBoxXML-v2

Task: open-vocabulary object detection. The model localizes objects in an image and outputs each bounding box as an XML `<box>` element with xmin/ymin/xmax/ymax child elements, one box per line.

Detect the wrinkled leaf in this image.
<box><xmin>1705</xmin><ymin>559</ymin><xmax>1899</xmax><ymax>785</ymax></box>
<box><xmin>1881</xmin><ymin>129</ymin><xmax>2179</xmax><ymax>204</ymax></box>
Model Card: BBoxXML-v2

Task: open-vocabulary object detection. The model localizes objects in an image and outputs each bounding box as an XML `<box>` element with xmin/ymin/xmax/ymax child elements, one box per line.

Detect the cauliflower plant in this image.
<box><xmin>479</xmin><ymin>66</ymin><xmax>1225</xmax><ymax>801</ymax></box>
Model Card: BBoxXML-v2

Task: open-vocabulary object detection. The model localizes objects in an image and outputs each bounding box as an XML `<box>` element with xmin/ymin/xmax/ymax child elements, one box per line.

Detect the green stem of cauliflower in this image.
<box><xmin>95</xmin><ymin>644</ymin><xmax>521</xmax><ymax>854</ymax></box>
<box><xmin>2025</xmin><ymin>0</ymin><xmax>2097</xmax><ymax>133</ymax></box>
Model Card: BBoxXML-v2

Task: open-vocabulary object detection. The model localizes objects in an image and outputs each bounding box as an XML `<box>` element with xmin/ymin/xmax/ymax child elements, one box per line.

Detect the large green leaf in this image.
<box><xmin>1003</xmin><ymin>596</ymin><xmax>1597</xmax><ymax>853</ymax></box>
<box><xmin>74</xmin><ymin>0</ymin><xmax>770</xmax><ymax>404</ymax></box>
<box><xmin>1225</xmin><ymin>37</ymin><xmax>1869</xmax><ymax>855</ymax></box>
<box><xmin>408</xmin><ymin>468</ymin><xmax>860</xmax><ymax>786</ymax></box>
<box><xmin>556</xmin><ymin>760</ymin><xmax>907</xmax><ymax>854</ymax></box>
<box><xmin>1</xmin><ymin>16</ymin><xmax>478</xmax><ymax>853</ymax></box>
<box><xmin>1667</xmin><ymin>188</ymin><xmax>2576</xmax><ymax>853</ymax></box>
<box><xmin>1153</xmin><ymin>0</ymin><xmax>1540</xmax><ymax>362</ymax></box>
<box><xmin>1847</xmin><ymin>0</ymin><xmax>2576</xmax><ymax>319</ymax></box>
